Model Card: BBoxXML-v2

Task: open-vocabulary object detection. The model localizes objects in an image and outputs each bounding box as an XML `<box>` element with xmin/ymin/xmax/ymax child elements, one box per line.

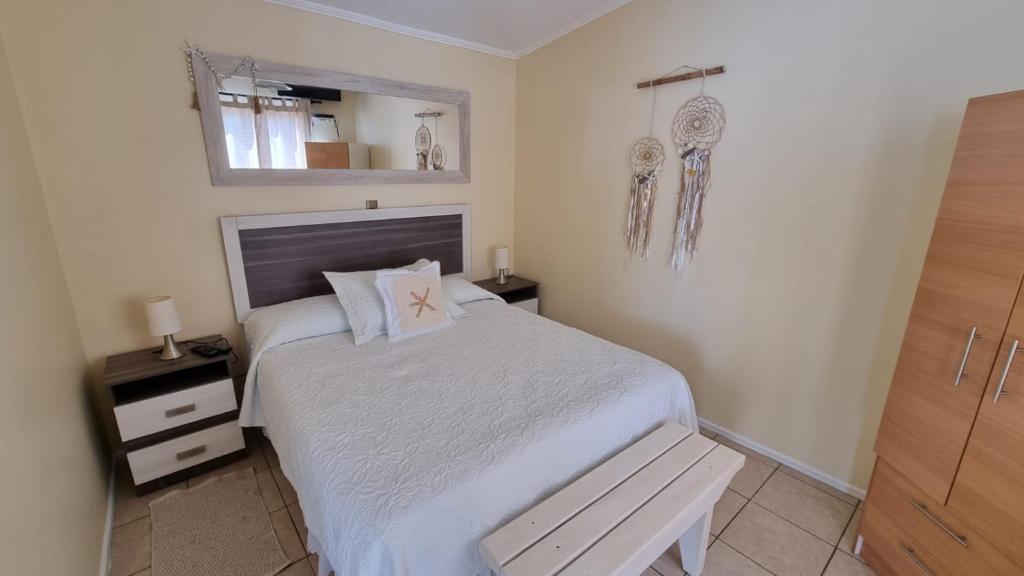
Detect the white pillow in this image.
<box><xmin>324</xmin><ymin>259</ymin><xmax>427</xmax><ymax>345</ymax></box>
<box><xmin>243</xmin><ymin>294</ymin><xmax>350</xmax><ymax>358</ymax></box>
<box><xmin>441</xmin><ymin>276</ymin><xmax>506</xmax><ymax>306</ymax></box>
<box><xmin>375</xmin><ymin>261</ymin><xmax>454</xmax><ymax>342</ymax></box>
<box><xmin>324</xmin><ymin>259</ymin><xmax>466</xmax><ymax>344</ymax></box>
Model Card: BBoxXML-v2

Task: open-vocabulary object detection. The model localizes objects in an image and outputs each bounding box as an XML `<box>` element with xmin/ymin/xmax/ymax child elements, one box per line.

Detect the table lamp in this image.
<box><xmin>145</xmin><ymin>296</ymin><xmax>184</xmax><ymax>360</ymax></box>
<box><xmin>495</xmin><ymin>246</ymin><xmax>510</xmax><ymax>285</ymax></box>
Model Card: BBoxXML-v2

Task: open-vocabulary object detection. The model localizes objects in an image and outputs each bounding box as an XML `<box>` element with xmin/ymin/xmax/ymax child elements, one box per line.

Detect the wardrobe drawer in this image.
<box><xmin>867</xmin><ymin>458</ymin><xmax>1018</xmax><ymax>575</ymax></box>
<box><xmin>114</xmin><ymin>377</ymin><xmax>236</xmax><ymax>441</ymax></box>
<box><xmin>861</xmin><ymin>503</ymin><xmax>946</xmax><ymax>576</ymax></box>
<box><xmin>126</xmin><ymin>420</ymin><xmax>244</xmax><ymax>484</ymax></box>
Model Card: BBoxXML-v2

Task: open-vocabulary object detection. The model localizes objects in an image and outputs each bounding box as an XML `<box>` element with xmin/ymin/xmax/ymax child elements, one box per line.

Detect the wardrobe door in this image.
<box><xmin>947</xmin><ymin>286</ymin><xmax>1024</xmax><ymax>568</ymax></box>
<box><xmin>874</xmin><ymin>90</ymin><xmax>1024</xmax><ymax>503</ymax></box>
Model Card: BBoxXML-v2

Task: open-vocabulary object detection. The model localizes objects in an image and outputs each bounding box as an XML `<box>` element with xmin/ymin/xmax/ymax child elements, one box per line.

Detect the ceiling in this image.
<box><xmin>264</xmin><ymin>0</ymin><xmax>634</xmax><ymax>58</ymax></box>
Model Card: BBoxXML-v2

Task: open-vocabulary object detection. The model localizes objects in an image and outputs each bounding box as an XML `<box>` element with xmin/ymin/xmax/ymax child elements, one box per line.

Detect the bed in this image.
<box><xmin>220</xmin><ymin>204</ymin><xmax>698</xmax><ymax>576</ymax></box>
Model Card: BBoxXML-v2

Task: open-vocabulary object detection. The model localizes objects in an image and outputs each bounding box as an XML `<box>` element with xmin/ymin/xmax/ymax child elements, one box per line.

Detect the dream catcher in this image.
<box><xmin>670</xmin><ymin>70</ymin><xmax>726</xmax><ymax>272</ymax></box>
<box><xmin>625</xmin><ymin>85</ymin><xmax>666</xmax><ymax>260</ymax></box>
<box><xmin>430</xmin><ymin>114</ymin><xmax>447</xmax><ymax>170</ymax></box>
<box><xmin>415</xmin><ymin>118</ymin><xmax>432</xmax><ymax>171</ymax></box>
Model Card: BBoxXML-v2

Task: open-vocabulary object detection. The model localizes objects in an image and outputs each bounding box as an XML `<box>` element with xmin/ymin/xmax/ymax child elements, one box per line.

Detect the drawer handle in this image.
<box><xmin>954</xmin><ymin>326</ymin><xmax>980</xmax><ymax>386</ymax></box>
<box><xmin>993</xmin><ymin>339</ymin><xmax>1018</xmax><ymax>405</ymax></box>
<box><xmin>165</xmin><ymin>403</ymin><xmax>197</xmax><ymax>418</ymax></box>
<box><xmin>910</xmin><ymin>499</ymin><xmax>968</xmax><ymax>547</ymax></box>
<box><xmin>175</xmin><ymin>445</ymin><xmax>207</xmax><ymax>461</ymax></box>
<box><xmin>898</xmin><ymin>544</ymin><xmax>936</xmax><ymax>576</ymax></box>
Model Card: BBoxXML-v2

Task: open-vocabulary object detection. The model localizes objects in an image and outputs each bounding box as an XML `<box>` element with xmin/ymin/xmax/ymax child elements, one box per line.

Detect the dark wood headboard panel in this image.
<box><xmin>220</xmin><ymin>205</ymin><xmax>470</xmax><ymax>321</ymax></box>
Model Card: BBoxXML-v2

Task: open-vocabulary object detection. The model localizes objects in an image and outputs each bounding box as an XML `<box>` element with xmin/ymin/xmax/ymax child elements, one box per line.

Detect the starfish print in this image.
<box><xmin>408</xmin><ymin>287</ymin><xmax>437</xmax><ymax>318</ymax></box>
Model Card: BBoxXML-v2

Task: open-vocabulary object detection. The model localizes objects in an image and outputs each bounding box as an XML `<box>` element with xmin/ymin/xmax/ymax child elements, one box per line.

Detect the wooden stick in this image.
<box><xmin>415</xmin><ymin>111</ymin><xmax>444</xmax><ymax>118</ymax></box>
<box><xmin>636</xmin><ymin>66</ymin><xmax>725</xmax><ymax>89</ymax></box>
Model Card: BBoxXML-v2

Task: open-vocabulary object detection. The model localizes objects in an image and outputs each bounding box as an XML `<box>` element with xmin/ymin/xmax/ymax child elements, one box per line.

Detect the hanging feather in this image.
<box><xmin>672</xmin><ymin>148</ymin><xmax>711</xmax><ymax>271</ymax></box>
<box><xmin>626</xmin><ymin>137</ymin><xmax>665</xmax><ymax>259</ymax></box>
<box><xmin>670</xmin><ymin>93</ymin><xmax>726</xmax><ymax>272</ymax></box>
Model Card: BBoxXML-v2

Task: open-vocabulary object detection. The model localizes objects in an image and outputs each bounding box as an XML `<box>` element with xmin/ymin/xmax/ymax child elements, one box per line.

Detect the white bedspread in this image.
<box><xmin>253</xmin><ymin>300</ymin><xmax>697</xmax><ymax>576</ymax></box>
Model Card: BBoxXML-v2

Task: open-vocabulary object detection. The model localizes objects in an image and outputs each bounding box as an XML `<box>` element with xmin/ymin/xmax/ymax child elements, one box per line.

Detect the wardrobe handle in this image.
<box><xmin>954</xmin><ymin>326</ymin><xmax>980</xmax><ymax>387</ymax></box>
<box><xmin>909</xmin><ymin>499</ymin><xmax>968</xmax><ymax>547</ymax></box>
<box><xmin>898</xmin><ymin>544</ymin><xmax>936</xmax><ymax>576</ymax></box>
<box><xmin>993</xmin><ymin>339</ymin><xmax>1019</xmax><ymax>405</ymax></box>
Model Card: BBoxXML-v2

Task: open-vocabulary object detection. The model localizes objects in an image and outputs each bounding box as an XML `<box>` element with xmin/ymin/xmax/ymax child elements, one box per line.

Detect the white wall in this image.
<box><xmin>352</xmin><ymin>92</ymin><xmax>460</xmax><ymax>170</ymax></box>
<box><xmin>0</xmin><ymin>32</ymin><xmax>107</xmax><ymax>575</ymax></box>
<box><xmin>0</xmin><ymin>0</ymin><xmax>515</xmax><ymax>443</ymax></box>
<box><xmin>515</xmin><ymin>0</ymin><xmax>1024</xmax><ymax>489</ymax></box>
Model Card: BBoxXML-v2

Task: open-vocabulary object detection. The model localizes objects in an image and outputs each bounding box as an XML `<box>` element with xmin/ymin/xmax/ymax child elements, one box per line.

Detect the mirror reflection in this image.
<box><xmin>218</xmin><ymin>77</ymin><xmax>460</xmax><ymax>171</ymax></box>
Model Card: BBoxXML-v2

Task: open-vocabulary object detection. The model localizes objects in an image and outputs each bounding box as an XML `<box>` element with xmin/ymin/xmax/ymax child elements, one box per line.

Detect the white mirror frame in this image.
<box><xmin>193</xmin><ymin>52</ymin><xmax>470</xmax><ymax>186</ymax></box>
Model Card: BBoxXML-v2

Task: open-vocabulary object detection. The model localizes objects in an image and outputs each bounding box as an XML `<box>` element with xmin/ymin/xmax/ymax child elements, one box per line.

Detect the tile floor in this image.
<box><xmin>109</xmin><ymin>428</ymin><xmax>875</xmax><ymax>576</ymax></box>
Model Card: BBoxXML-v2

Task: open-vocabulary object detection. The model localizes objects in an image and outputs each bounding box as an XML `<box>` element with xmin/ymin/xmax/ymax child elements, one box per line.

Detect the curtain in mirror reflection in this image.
<box><xmin>220</xmin><ymin>93</ymin><xmax>310</xmax><ymax>169</ymax></box>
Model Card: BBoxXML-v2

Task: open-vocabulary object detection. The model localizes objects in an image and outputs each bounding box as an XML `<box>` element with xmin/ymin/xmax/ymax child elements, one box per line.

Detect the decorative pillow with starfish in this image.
<box><xmin>374</xmin><ymin>260</ymin><xmax>454</xmax><ymax>342</ymax></box>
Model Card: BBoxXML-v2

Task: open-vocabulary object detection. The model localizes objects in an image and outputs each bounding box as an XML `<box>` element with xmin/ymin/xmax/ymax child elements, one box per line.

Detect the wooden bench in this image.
<box><xmin>480</xmin><ymin>423</ymin><xmax>744</xmax><ymax>576</ymax></box>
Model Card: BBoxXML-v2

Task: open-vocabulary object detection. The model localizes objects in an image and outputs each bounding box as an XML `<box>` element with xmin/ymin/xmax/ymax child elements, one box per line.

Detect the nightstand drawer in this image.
<box><xmin>510</xmin><ymin>297</ymin><xmax>539</xmax><ymax>314</ymax></box>
<box><xmin>127</xmin><ymin>420</ymin><xmax>244</xmax><ymax>484</ymax></box>
<box><xmin>114</xmin><ymin>377</ymin><xmax>236</xmax><ymax>441</ymax></box>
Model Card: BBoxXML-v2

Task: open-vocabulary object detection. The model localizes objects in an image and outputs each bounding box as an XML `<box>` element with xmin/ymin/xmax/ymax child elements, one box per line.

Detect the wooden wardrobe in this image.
<box><xmin>862</xmin><ymin>90</ymin><xmax>1024</xmax><ymax>575</ymax></box>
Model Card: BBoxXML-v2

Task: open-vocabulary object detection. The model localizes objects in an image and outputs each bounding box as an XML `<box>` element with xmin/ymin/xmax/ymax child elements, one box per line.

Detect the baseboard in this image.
<box><xmin>698</xmin><ymin>418</ymin><xmax>867</xmax><ymax>501</ymax></box>
<box><xmin>98</xmin><ymin>459</ymin><xmax>115</xmax><ymax>576</ymax></box>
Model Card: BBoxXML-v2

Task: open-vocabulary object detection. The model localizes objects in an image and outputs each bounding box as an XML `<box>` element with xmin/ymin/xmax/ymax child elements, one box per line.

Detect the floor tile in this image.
<box><xmin>261</xmin><ymin>435</ymin><xmax>281</xmax><ymax>467</ymax></box>
<box><xmin>752</xmin><ymin>470</ymin><xmax>855</xmax><ymax>544</ymax></box>
<box><xmin>824</xmin><ymin>550</ymin><xmax>877</xmax><ymax>576</ymax></box>
<box><xmin>271</xmin><ymin>508</ymin><xmax>306</xmax><ymax>563</ymax></box>
<box><xmin>839</xmin><ymin>507</ymin><xmax>862</xmax><ymax>557</ymax></box>
<box><xmin>710</xmin><ymin>489</ymin><xmax>747</xmax><ymax>536</ymax></box>
<box><xmin>109</xmin><ymin>516</ymin><xmax>151</xmax><ymax>576</ymax></box>
<box><xmin>641</xmin><ymin>568</ymin><xmax>659</xmax><ymax>576</ymax></box>
<box><xmin>714</xmin><ymin>436</ymin><xmax>779</xmax><ymax>468</ymax></box>
<box><xmin>720</xmin><ymin>503</ymin><xmax>833</xmax><ymax>576</ymax></box>
<box><xmin>272</xmin><ymin>466</ymin><xmax>300</xmax><ymax>505</ymax></box>
<box><xmin>728</xmin><ymin>456</ymin><xmax>775</xmax><ymax>498</ymax></box>
<box><xmin>279</xmin><ymin>559</ymin><xmax>315</xmax><ymax>576</ymax></box>
<box><xmin>651</xmin><ymin>544</ymin><xmax>685</xmax><ymax>576</ymax></box>
<box><xmin>112</xmin><ymin>466</ymin><xmax>184</xmax><ymax>528</ymax></box>
<box><xmin>289</xmin><ymin>502</ymin><xmax>309</xmax><ymax>549</ymax></box>
<box><xmin>257</xmin><ymin>468</ymin><xmax>285</xmax><ymax>512</ymax></box>
<box><xmin>778</xmin><ymin>465</ymin><xmax>861</xmax><ymax>506</ymax></box>
<box><xmin>701</xmin><ymin>540</ymin><xmax>773</xmax><ymax>576</ymax></box>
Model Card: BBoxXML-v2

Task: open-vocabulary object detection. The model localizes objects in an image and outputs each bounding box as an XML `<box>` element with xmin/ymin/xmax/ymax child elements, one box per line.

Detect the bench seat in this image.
<box><xmin>480</xmin><ymin>422</ymin><xmax>744</xmax><ymax>576</ymax></box>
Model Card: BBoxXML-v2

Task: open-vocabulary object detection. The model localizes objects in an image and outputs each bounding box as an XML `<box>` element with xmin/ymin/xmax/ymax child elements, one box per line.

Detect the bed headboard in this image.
<box><xmin>220</xmin><ymin>204</ymin><xmax>470</xmax><ymax>322</ymax></box>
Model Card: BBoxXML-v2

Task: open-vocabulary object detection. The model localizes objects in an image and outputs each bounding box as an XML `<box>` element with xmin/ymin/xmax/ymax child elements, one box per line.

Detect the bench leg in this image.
<box><xmin>679</xmin><ymin>511</ymin><xmax>712</xmax><ymax>576</ymax></box>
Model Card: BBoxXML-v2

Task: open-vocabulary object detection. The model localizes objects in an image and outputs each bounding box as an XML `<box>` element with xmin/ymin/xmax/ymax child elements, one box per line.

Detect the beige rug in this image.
<box><xmin>149</xmin><ymin>467</ymin><xmax>289</xmax><ymax>576</ymax></box>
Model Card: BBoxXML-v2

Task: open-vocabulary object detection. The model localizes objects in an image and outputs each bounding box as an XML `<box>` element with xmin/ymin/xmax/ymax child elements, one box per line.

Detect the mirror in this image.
<box><xmin>193</xmin><ymin>52</ymin><xmax>469</xmax><ymax>185</ymax></box>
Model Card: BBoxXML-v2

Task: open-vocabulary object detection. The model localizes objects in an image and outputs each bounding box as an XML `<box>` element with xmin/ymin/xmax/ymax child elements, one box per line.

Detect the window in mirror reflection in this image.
<box><xmin>218</xmin><ymin>76</ymin><xmax>459</xmax><ymax>171</ymax></box>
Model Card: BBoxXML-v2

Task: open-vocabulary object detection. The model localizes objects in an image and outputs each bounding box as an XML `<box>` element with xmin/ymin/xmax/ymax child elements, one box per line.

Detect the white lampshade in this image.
<box><xmin>145</xmin><ymin>296</ymin><xmax>182</xmax><ymax>337</ymax></box>
<box><xmin>494</xmin><ymin>246</ymin><xmax>509</xmax><ymax>269</ymax></box>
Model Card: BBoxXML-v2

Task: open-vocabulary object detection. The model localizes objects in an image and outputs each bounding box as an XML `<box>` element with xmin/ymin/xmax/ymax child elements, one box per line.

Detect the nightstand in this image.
<box><xmin>474</xmin><ymin>276</ymin><xmax>540</xmax><ymax>314</ymax></box>
<box><xmin>104</xmin><ymin>335</ymin><xmax>248</xmax><ymax>494</ymax></box>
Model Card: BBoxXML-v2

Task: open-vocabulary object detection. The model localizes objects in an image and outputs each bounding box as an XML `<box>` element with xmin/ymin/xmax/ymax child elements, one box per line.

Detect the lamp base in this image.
<box><xmin>496</xmin><ymin>268</ymin><xmax>510</xmax><ymax>285</ymax></box>
<box><xmin>159</xmin><ymin>334</ymin><xmax>185</xmax><ymax>361</ymax></box>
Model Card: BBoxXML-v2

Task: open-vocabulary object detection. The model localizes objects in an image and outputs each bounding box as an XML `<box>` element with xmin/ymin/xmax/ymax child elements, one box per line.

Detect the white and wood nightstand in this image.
<box><xmin>104</xmin><ymin>335</ymin><xmax>248</xmax><ymax>494</ymax></box>
<box><xmin>474</xmin><ymin>276</ymin><xmax>539</xmax><ymax>315</ymax></box>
